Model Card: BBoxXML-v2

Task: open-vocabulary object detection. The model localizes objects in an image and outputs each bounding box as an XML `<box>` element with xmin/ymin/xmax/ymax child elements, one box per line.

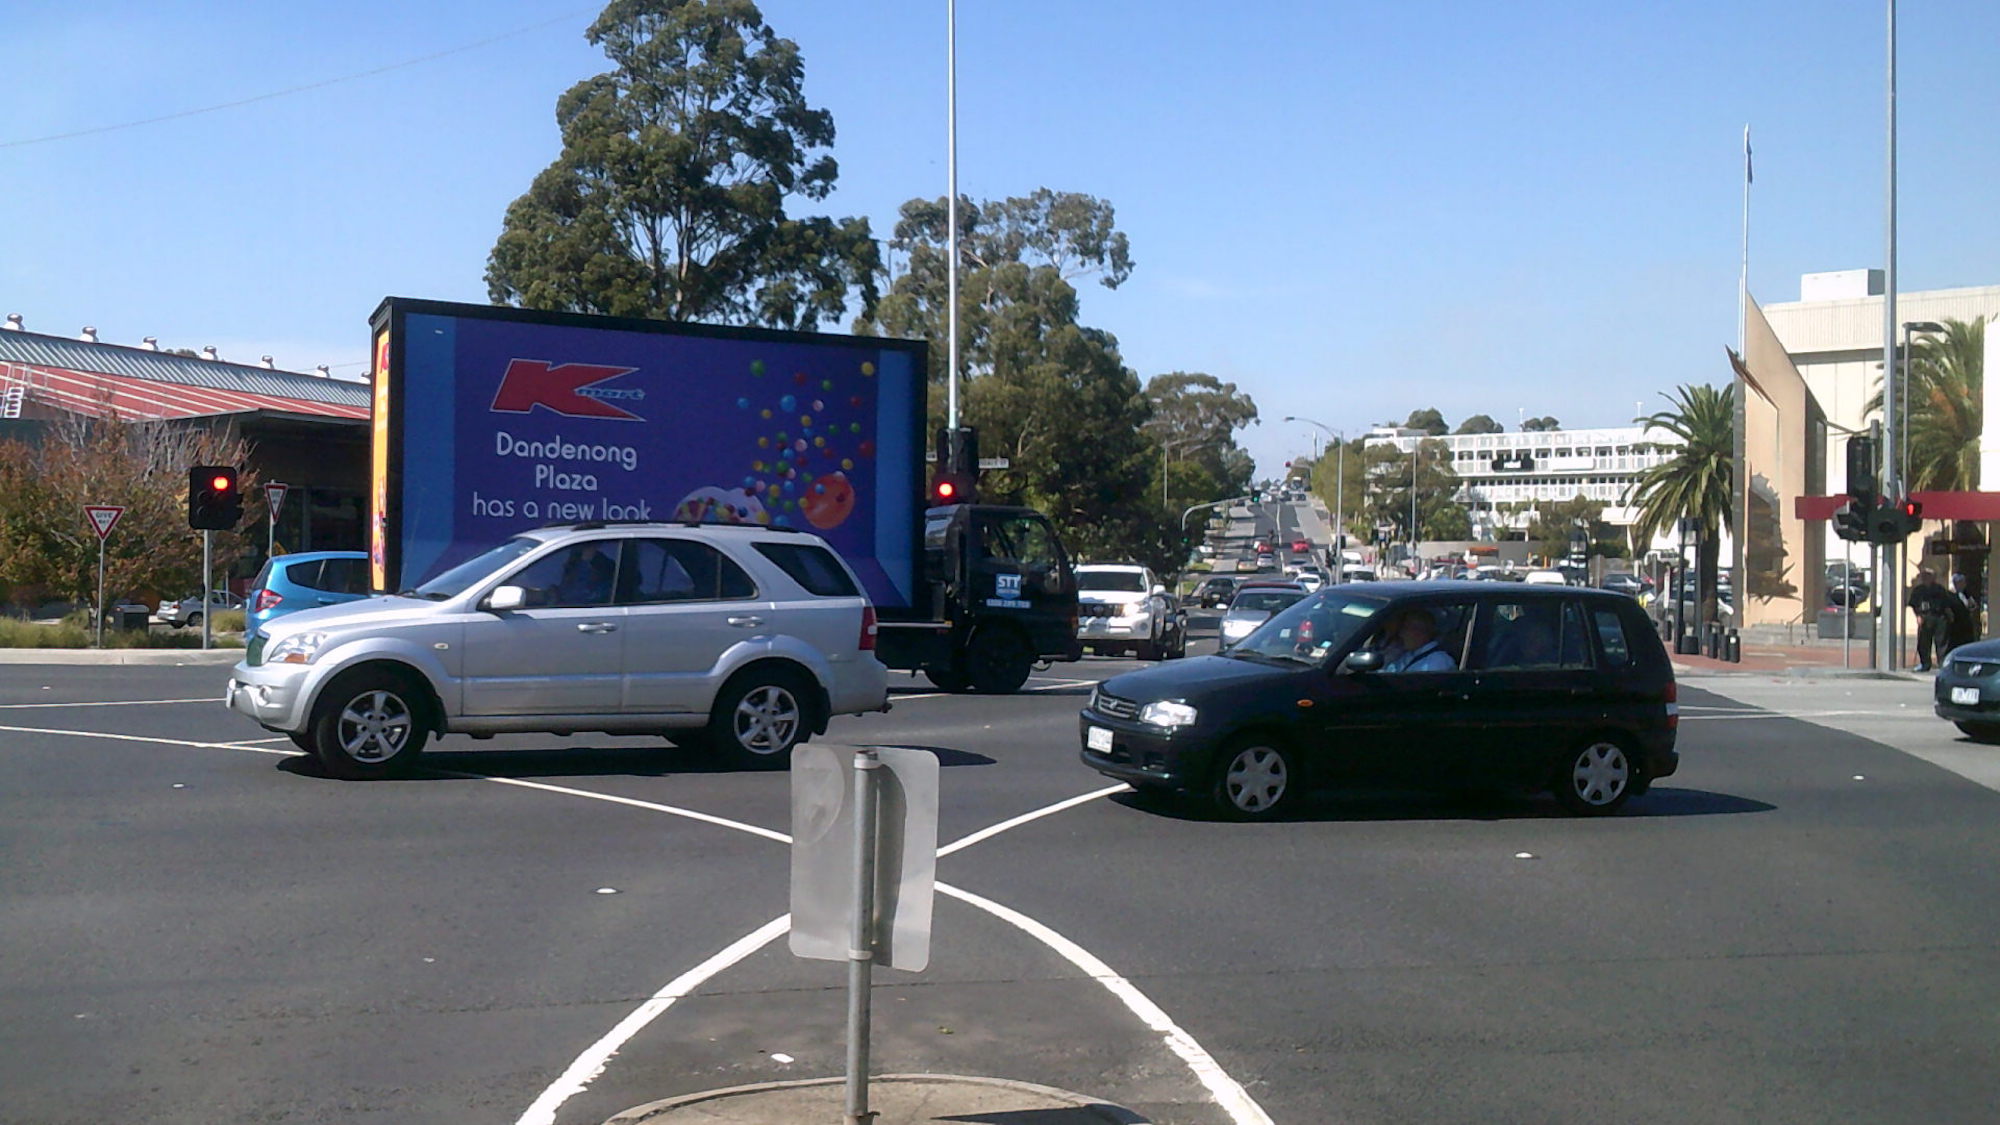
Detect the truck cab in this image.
<box><xmin>874</xmin><ymin>504</ymin><xmax>1080</xmax><ymax>692</ymax></box>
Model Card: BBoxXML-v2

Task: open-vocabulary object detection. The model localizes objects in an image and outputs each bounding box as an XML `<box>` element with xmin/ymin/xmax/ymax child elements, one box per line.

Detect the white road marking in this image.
<box><xmin>938</xmin><ymin>783</ymin><xmax>1130</xmax><ymax>857</ymax></box>
<box><xmin>0</xmin><ymin>723</ymin><xmax>299</xmax><ymax>756</ymax></box>
<box><xmin>939</xmin><ymin>883</ymin><xmax>1276</xmax><ymax>1125</ymax></box>
<box><xmin>14</xmin><ymin>717</ymin><xmax>1270</xmax><ymax>1125</ymax></box>
<box><xmin>513</xmin><ymin>914</ymin><xmax>793</xmax><ymax>1125</ymax></box>
<box><xmin>0</xmin><ymin>697</ymin><xmax>217</xmax><ymax>709</ymax></box>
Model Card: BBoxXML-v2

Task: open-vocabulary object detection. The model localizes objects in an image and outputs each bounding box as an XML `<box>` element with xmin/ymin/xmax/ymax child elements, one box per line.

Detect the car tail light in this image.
<box><xmin>859</xmin><ymin>605</ymin><xmax>877</xmax><ymax>651</ymax></box>
<box><xmin>1664</xmin><ymin>679</ymin><xmax>1678</xmax><ymax>729</ymax></box>
<box><xmin>252</xmin><ymin>589</ymin><xmax>283</xmax><ymax>613</ymax></box>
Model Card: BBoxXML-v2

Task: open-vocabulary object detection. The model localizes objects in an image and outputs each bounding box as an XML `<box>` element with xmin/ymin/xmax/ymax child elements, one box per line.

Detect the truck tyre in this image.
<box><xmin>708</xmin><ymin>667</ymin><xmax>814</xmax><ymax>769</ymax></box>
<box><xmin>308</xmin><ymin>668</ymin><xmax>431</xmax><ymax>780</ymax></box>
<box><xmin>966</xmin><ymin>628</ymin><xmax>1032</xmax><ymax>694</ymax></box>
<box><xmin>924</xmin><ymin>661</ymin><xmax>970</xmax><ymax>693</ymax></box>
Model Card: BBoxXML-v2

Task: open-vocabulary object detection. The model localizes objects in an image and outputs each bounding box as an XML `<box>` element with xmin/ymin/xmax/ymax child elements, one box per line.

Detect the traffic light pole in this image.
<box><xmin>201</xmin><ymin>530</ymin><xmax>212</xmax><ymax>652</ymax></box>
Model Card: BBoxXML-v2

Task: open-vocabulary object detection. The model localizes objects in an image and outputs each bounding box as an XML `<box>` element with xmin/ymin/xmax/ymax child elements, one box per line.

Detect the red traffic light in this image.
<box><xmin>210</xmin><ymin>474</ymin><xmax>232</xmax><ymax>491</ymax></box>
<box><xmin>935</xmin><ymin>479</ymin><xmax>958</xmax><ymax>501</ymax></box>
<box><xmin>1901</xmin><ymin>498</ymin><xmax>1922</xmax><ymax>518</ymax></box>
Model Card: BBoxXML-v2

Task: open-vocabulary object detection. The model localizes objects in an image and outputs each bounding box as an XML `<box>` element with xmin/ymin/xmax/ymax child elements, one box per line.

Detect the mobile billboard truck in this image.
<box><xmin>367</xmin><ymin>298</ymin><xmax>1079</xmax><ymax>693</ymax></box>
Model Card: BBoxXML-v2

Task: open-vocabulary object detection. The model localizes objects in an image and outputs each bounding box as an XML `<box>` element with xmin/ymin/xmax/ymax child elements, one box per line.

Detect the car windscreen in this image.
<box><xmin>1230</xmin><ymin>591</ymin><xmax>1304</xmax><ymax>613</ymax></box>
<box><xmin>1078</xmin><ymin>571</ymin><xmax>1146</xmax><ymax>592</ymax></box>
<box><xmin>409</xmin><ymin>538</ymin><xmax>542</xmax><ymax>599</ymax></box>
<box><xmin>1229</xmin><ymin>590</ymin><xmax>1385</xmax><ymax>665</ymax></box>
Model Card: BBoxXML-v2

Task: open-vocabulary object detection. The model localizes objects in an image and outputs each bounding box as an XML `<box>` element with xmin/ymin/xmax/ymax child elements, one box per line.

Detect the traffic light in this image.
<box><xmin>1834</xmin><ymin>498</ymin><xmax>1873</xmax><ymax>542</ymax></box>
<box><xmin>1869</xmin><ymin>496</ymin><xmax>1923</xmax><ymax>544</ymax></box>
<box><xmin>930</xmin><ymin>425</ymin><xmax>979</xmax><ymax>505</ymax></box>
<box><xmin>188</xmin><ymin>465</ymin><xmax>243</xmax><ymax>530</ymax></box>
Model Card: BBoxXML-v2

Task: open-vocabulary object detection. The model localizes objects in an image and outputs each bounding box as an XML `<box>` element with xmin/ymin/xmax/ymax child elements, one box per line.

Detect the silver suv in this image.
<box><xmin>225</xmin><ymin>523</ymin><xmax>889</xmax><ymax>778</ymax></box>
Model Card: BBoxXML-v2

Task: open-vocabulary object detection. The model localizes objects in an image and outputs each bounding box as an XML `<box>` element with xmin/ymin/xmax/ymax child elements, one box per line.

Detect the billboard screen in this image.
<box><xmin>368</xmin><ymin>299</ymin><xmax>926</xmax><ymax>609</ymax></box>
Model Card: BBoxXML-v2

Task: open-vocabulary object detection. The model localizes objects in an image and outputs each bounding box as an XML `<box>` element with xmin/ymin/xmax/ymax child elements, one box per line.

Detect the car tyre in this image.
<box><xmin>1954</xmin><ymin>721</ymin><xmax>2000</xmax><ymax>744</ymax></box>
<box><xmin>1554</xmin><ymin>737</ymin><xmax>1637</xmax><ymax>816</ymax></box>
<box><xmin>967</xmin><ymin>628</ymin><xmax>1033</xmax><ymax>693</ymax></box>
<box><xmin>1212</xmin><ymin>735</ymin><xmax>1297</xmax><ymax>820</ymax></box>
<box><xmin>309</xmin><ymin>669</ymin><xmax>430</xmax><ymax>780</ymax></box>
<box><xmin>709</xmin><ymin>668</ymin><xmax>814</xmax><ymax>769</ymax></box>
<box><xmin>184</xmin><ymin>613</ymin><xmax>201</xmax><ymax>629</ymax></box>
<box><xmin>1135</xmin><ymin>636</ymin><xmax>1161</xmax><ymax>662</ymax></box>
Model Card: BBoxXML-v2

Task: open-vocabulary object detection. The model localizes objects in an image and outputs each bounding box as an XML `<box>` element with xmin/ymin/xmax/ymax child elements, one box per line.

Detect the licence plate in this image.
<box><xmin>1086</xmin><ymin>726</ymin><xmax>1114</xmax><ymax>752</ymax></box>
<box><xmin>1952</xmin><ymin>686</ymin><xmax>1981</xmax><ymax>705</ymax></box>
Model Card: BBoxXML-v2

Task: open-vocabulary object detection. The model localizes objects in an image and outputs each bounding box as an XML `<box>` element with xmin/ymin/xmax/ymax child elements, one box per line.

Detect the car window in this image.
<box><xmin>1477</xmin><ymin>600</ymin><xmax>1593</xmax><ymax>670</ymax></box>
<box><xmin>508</xmin><ymin>540</ymin><xmax>621</xmax><ymax>608</ymax></box>
<box><xmin>1232</xmin><ymin>591</ymin><xmax>1304</xmax><ymax>613</ymax></box>
<box><xmin>281</xmin><ymin>558</ymin><xmax>324</xmax><ymax>590</ymax></box>
<box><xmin>251</xmin><ymin>558</ymin><xmax>277</xmax><ymax>591</ymax></box>
<box><xmin>413</xmin><ymin>537</ymin><xmax>541</xmax><ymax>598</ymax></box>
<box><xmin>318</xmin><ymin>558</ymin><xmax>369</xmax><ymax>595</ymax></box>
<box><xmin>1362</xmin><ymin>601</ymin><xmax>1474</xmax><ymax>673</ymax></box>
<box><xmin>1230</xmin><ymin>590</ymin><xmax>1384</xmax><ymax>665</ymax></box>
<box><xmin>979</xmin><ymin>513</ymin><xmax>1062</xmax><ymax>570</ymax></box>
<box><xmin>617</xmin><ymin>539</ymin><xmax>758</xmax><ymax>604</ymax></box>
<box><xmin>753</xmin><ymin>542</ymin><xmax>858</xmax><ymax>598</ymax></box>
<box><xmin>1593</xmin><ymin>607</ymin><xmax>1633</xmax><ymax>667</ymax></box>
<box><xmin>1078</xmin><ymin>571</ymin><xmax>1146</xmax><ymax>592</ymax></box>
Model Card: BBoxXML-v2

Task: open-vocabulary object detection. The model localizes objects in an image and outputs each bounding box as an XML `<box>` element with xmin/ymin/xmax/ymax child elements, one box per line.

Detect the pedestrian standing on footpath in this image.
<box><xmin>1908</xmin><ymin>568</ymin><xmax>1955</xmax><ymax>672</ymax></box>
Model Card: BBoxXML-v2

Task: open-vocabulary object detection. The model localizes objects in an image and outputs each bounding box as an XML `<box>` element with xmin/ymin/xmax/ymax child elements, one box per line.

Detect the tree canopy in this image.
<box><xmin>1404</xmin><ymin>407</ymin><xmax>1449</xmax><ymax>436</ymax></box>
<box><xmin>1865</xmin><ymin>316</ymin><xmax>1985</xmax><ymax>491</ymax></box>
<box><xmin>485</xmin><ymin>0</ymin><xmax>877</xmax><ymax>329</ymax></box>
<box><xmin>1521</xmin><ymin>416</ymin><xmax>1561</xmax><ymax>432</ymax></box>
<box><xmin>1454</xmin><ymin>413</ymin><xmax>1504</xmax><ymax>435</ymax></box>
<box><xmin>1627</xmin><ymin>383</ymin><xmax>1733</xmax><ymax>620</ymax></box>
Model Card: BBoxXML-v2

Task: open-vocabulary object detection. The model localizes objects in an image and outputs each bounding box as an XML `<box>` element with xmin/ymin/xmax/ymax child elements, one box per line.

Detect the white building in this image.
<box><xmin>1762</xmin><ymin>269</ymin><xmax>2000</xmax><ymax>560</ymax></box>
<box><xmin>1362</xmin><ymin>425</ymin><xmax>1682</xmax><ymax>544</ymax></box>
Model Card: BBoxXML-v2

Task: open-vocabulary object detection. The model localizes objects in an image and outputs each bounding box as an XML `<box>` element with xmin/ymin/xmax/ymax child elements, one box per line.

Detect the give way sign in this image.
<box><xmin>84</xmin><ymin>505</ymin><xmax>125</xmax><ymax>540</ymax></box>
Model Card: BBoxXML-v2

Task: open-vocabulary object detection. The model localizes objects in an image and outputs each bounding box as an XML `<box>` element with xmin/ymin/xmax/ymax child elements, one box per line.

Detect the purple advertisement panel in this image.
<box><xmin>389</xmin><ymin>304</ymin><xmax>923</xmax><ymax>609</ymax></box>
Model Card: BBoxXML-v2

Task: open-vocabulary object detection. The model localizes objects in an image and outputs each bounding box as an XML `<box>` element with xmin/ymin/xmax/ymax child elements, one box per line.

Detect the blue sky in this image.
<box><xmin>6</xmin><ymin>1</ymin><xmax>1997</xmax><ymax>477</ymax></box>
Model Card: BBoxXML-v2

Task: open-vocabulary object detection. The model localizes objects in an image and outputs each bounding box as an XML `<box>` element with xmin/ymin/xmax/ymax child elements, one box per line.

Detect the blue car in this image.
<box><xmin>247</xmin><ymin>551</ymin><xmax>371</xmax><ymax>637</ymax></box>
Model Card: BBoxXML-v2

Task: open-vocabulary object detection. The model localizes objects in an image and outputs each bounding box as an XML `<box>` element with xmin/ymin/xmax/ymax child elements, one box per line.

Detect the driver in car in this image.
<box><xmin>1380</xmin><ymin>608</ymin><xmax>1456</xmax><ymax>673</ymax></box>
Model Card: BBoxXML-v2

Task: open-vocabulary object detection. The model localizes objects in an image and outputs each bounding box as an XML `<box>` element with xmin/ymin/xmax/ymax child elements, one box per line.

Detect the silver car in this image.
<box><xmin>225</xmin><ymin>523</ymin><xmax>890</xmax><ymax>778</ymax></box>
<box><xmin>1219</xmin><ymin>585</ymin><xmax>1308</xmax><ymax>646</ymax></box>
<box><xmin>157</xmin><ymin>590</ymin><xmax>244</xmax><ymax>628</ymax></box>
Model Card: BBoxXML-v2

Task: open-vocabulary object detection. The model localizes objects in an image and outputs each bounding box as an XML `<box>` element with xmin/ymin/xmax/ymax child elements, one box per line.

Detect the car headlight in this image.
<box><xmin>1138</xmin><ymin>700</ymin><xmax>1198</xmax><ymax>729</ymax></box>
<box><xmin>1119</xmin><ymin>604</ymin><xmax>1151</xmax><ymax>621</ymax></box>
<box><xmin>264</xmin><ymin>631</ymin><xmax>331</xmax><ymax>665</ymax></box>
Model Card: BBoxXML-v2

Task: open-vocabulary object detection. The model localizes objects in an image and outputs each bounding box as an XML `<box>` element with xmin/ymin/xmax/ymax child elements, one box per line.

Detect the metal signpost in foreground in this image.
<box><xmin>791</xmin><ymin>744</ymin><xmax>939</xmax><ymax>1125</ymax></box>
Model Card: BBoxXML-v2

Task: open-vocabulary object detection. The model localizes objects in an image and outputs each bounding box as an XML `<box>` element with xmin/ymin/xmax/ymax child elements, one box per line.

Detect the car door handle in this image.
<box><xmin>576</xmin><ymin>622</ymin><xmax>618</xmax><ymax>634</ymax></box>
<box><xmin>728</xmin><ymin>616</ymin><xmax>766</xmax><ymax>628</ymax></box>
<box><xmin>1436</xmin><ymin>690</ymin><xmax>1471</xmax><ymax>702</ymax></box>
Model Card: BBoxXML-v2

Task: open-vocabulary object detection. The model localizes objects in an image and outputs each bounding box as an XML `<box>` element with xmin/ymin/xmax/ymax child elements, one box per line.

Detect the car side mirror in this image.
<box><xmin>484</xmin><ymin>585</ymin><xmax>527</xmax><ymax>612</ymax></box>
<box><xmin>1151</xmin><ymin>584</ymin><xmax>1166</xmax><ymax>596</ymax></box>
<box><xmin>1341</xmin><ymin>649</ymin><xmax>1384</xmax><ymax>673</ymax></box>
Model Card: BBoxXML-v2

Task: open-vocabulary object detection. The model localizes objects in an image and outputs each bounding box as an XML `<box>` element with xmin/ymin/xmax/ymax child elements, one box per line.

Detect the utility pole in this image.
<box><xmin>1878</xmin><ymin>0</ymin><xmax>1901</xmax><ymax>672</ymax></box>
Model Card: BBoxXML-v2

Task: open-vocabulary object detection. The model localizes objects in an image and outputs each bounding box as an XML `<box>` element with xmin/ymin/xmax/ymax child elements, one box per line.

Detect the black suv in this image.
<box><xmin>1079</xmin><ymin>582</ymin><xmax>1678</xmax><ymax>819</ymax></box>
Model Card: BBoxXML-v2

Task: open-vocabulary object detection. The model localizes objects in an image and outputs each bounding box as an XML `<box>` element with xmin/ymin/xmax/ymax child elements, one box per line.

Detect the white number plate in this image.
<box><xmin>1086</xmin><ymin>726</ymin><xmax>1114</xmax><ymax>752</ymax></box>
<box><xmin>1952</xmin><ymin>686</ymin><xmax>1981</xmax><ymax>705</ymax></box>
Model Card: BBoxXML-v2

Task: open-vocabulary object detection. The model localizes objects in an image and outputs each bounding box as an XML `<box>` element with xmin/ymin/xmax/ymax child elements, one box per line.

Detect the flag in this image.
<box><xmin>1744</xmin><ymin>124</ymin><xmax>1753</xmax><ymax>185</ymax></box>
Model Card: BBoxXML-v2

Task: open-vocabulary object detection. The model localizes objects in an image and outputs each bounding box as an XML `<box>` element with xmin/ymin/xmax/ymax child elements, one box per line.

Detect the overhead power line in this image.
<box><xmin>2</xmin><ymin>7</ymin><xmax>594</xmax><ymax>150</ymax></box>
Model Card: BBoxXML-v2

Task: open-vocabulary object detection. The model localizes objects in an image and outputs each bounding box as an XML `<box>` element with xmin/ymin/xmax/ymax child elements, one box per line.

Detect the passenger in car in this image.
<box><xmin>1381</xmin><ymin>608</ymin><xmax>1457</xmax><ymax>672</ymax></box>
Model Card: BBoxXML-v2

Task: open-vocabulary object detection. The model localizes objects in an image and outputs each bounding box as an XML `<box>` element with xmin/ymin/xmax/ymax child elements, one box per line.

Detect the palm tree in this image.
<box><xmin>1865</xmin><ymin>316</ymin><xmax>1985</xmax><ymax>491</ymax></box>
<box><xmin>1626</xmin><ymin>383</ymin><xmax>1735</xmax><ymax>623</ymax></box>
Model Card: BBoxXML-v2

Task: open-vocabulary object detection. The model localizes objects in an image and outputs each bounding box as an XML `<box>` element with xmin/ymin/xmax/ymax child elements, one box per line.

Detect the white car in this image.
<box><xmin>224</xmin><ymin>523</ymin><xmax>890</xmax><ymax>778</ymax></box>
<box><xmin>1075</xmin><ymin>563</ymin><xmax>1184</xmax><ymax>660</ymax></box>
<box><xmin>157</xmin><ymin>590</ymin><xmax>244</xmax><ymax>628</ymax></box>
<box><xmin>1523</xmin><ymin>568</ymin><xmax>1569</xmax><ymax>586</ymax></box>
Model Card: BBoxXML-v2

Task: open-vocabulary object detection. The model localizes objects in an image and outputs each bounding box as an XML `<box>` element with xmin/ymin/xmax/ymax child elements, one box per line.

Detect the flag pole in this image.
<box><xmin>1740</xmin><ymin>123</ymin><xmax>1751</xmax><ymax>354</ymax></box>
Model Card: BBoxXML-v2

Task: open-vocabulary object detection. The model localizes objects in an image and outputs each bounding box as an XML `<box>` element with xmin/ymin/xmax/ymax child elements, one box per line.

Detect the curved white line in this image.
<box><xmin>19</xmin><ymin>720</ymin><xmax>1267</xmax><ymax>1124</ymax></box>
<box><xmin>513</xmin><ymin>914</ymin><xmax>792</xmax><ymax>1125</ymax></box>
<box><xmin>938</xmin><ymin>882</ymin><xmax>1275</xmax><ymax>1125</ymax></box>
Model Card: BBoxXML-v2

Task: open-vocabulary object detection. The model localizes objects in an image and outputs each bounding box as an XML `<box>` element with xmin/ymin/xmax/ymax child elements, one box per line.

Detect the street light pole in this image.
<box><xmin>1284</xmin><ymin>415</ymin><xmax>1345</xmax><ymax>570</ymax></box>
<box><xmin>1878</xmin><ymin>0</ymin><xmax>1901</xmax><ymax>672</ymax></box>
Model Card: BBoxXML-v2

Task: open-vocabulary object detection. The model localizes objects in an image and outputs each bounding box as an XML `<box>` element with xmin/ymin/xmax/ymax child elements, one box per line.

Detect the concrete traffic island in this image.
<box><xmin>604</xmin><ymin>1074</ymin><xmax>1150</xmax><ymax>1124</ymax></box>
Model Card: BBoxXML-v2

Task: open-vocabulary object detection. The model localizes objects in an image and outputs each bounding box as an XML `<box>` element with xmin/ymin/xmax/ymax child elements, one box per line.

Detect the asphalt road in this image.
<box><xmin>7</xmin><ymin>655</ymin><xmax>2000</xmax><ymax>1124</ymax></box>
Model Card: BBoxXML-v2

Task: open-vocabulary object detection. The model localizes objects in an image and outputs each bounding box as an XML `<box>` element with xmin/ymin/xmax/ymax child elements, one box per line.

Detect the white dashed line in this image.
<box><xmin>0</xmin><ymin>697</ymin><xmax>218</xmax><ymax>709</ymax></box>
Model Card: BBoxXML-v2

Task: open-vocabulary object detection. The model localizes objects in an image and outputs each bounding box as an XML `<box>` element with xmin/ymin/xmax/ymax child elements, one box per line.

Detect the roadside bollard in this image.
<box><xmin>1725</xmin><ymin>628</ymin><xmax>1741</xmax><ymax>663</ymax></box>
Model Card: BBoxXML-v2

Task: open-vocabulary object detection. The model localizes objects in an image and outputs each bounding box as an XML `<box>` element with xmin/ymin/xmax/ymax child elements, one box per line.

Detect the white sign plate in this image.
<box><xmin>84</xmin><ymin>505</ymin><xmax>125</xmax><ymax>540</ymax></box>
<box><xmin>265</xmin><ymin>482</ymin><xmax>289</xmax><ymax>517</ymax></box>
<box><xmin>790</xmin><ymin>744</ymin><xmax>939</xmax><ymax>972</ymax></box>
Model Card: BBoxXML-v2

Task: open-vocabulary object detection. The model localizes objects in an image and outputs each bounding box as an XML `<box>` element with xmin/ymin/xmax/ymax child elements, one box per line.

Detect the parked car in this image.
<box><xmin>1523</xmin><ymin>568</ymin><xmax>1569</xmax><ymax>586</ymax></box>
<box><xmin>1218</xmin><ymin>583</ymin><xmax>1308</xmax><ymax>647</ymax></box>
<box><xmin>1192</xmin><ymin>574</ymin><xmax>1244</xmax><ymax>609</ymax></box>
<box><xmin>247</xmin><ymin>551</ymin><xmax>371</xmax><ymax>637</ymax></box>
<box><xmin>1075</xmin><ymin>563</ymin><xmax>1185</xmax><ymax>660</ymax></box>
<box><xmin>157</xmin><ymin>590</ymin><xmax>244</xmax><ymax>629</ymax></box>
<box><xmin>225</xmin><ymin>522</ymin><xmax>890</xmax><ymax>778</ymax></box>
<box><xmin>1079</xmin><ymin>582</ymin><xmax>1679</xmax><ymax>819</ymax></box>
<box><xmin>1599</xmin><ymin>572</ymin><xmax>1648</xmax><ymax>598</ymax></box>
